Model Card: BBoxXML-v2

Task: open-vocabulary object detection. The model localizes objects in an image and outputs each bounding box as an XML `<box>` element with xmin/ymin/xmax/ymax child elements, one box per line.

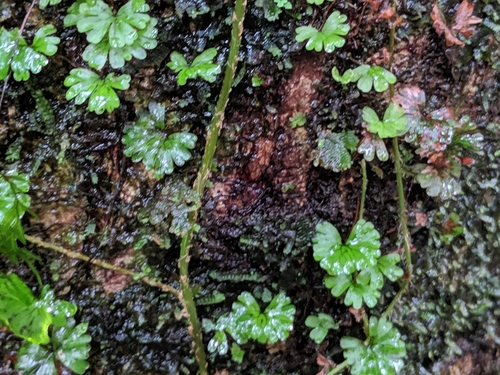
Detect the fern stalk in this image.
<box><xmin>178</xmin><ymin>0</ymin><xmax>247</xmax><ymax>373</ymax></box>
<box><xmin>25</xmin><ymin>235</ymin><xmax>180</xmax><ymax>298</ymax></box>
<box><xmin>359</xmin><ymin>159</ymin><xmax>367</xmax><ymax>220</ymax></box>
<box><xmin>327</xmin><ymin>359</ymin><xmax>349</xmax><ymax>375</ymax></box>
<box><xmin>383</xmin><ymin>0</ymin><xmax>413</xmax><ymax>318</ymax></box>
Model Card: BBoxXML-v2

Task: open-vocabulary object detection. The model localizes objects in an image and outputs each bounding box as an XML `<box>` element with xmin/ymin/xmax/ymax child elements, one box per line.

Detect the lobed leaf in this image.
<box><xmin>0</xmin><ymin>172</ymin><xmax>32</xmax><ymax>264</ymax></box>
<box><xmin>0</xmin><ymin>273</ymin><xmax>49</xmax><ymax>344</ymax></box>
<box><xmin>32</xmin><ymin>25</ymin><xmax>60</xmax><ymax>56</ymax></box>
<box><xmin>313</xmin><ymin>220</ymin><xmax>381</xmax><ymax>276</ymax></box>
<box><xmin>315</xmin><ymin>130</ymin><xmax>358</xmax><ymax>172</ymax></box>
<box><xmin>324</xmin><ymin>272</ymin><xmax>380</xmax><ymax>309</ymax></box>
<box><xmin>15</xmin><ymin>343</ymin><xmax>56</xmax><ymax>375</ymax></box>
<box><xmin>305</xmin><ymin>313</ymin><xmax>339</xmax><ymax>344</ymax></box>
<box><xmin>216</xmin><ymin>291</ymin><xmax>295</xmax><ymax>347</ymax></box>
<box><xmin>295</xmin><ymin>11</ymin><xmax>350</xmax><ymax>53</ymax></box>
<box><xmin>208</xmin><ymin>330</ymin><xmax>229</xmax><ymax>355</ymax></box>
<box><xmin>39</xmin><ymin>0</ymin><xmax>62</xmax><ymax>9</ymax></box>
<box><xmin>52</xmin><ymin>318</ymin><xmax>92</xmax><ymax>374</ymax></box>
<box><xmin>0</xmin><ymin>26</ymin><xmax>60</xmax><ymax>82</ymax></box>
<box><xmin>66</xmin><ymin>0</ymin><xmax>157</xmax><ymax>69</ymax></box>
<box><xmin>363</xmin><ymin>103</ymin><xmax>408</xmax><ymax>138</ymax></box>
<box><xmin>122</xmin><ymin>103</ymin><xmax>197</xmax><ymax>178</ymax></box>
<box><xmin>16</xmin><ymin>318</ymin><xmax>91</xmax><ymax>375</ymax></box>
<box><xmin>64</xmin><ymin>69</ymin><xmax>130</xmax><ymax>114</ymax></box>
<box><xmin>167</xmin><ymin>48</ymin><xmax>221</xmax><ymax>85</ymax></box>
<box><xmin>341</xmin><ymin>316</ymin><xmax>406</xmax><ymax>375</ymax></box>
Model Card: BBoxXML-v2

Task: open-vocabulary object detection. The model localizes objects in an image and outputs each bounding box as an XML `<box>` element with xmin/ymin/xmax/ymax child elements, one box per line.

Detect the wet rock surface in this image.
<box><xmin>0</xmin><ymin>0</ymin><xmax>499</xmax><ymax>374</ymax></box>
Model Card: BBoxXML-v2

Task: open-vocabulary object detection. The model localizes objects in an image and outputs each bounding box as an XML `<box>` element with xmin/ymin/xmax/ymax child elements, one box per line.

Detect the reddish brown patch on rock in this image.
<box><xmin>272</xmin><ymin>55</ymin><xmax>325</xmax><ymax>205</ymax></box>
<box><xmin>94</xmin><ymin>249</ymin><xmax>134</xmax><ymax>295</ymax></box>
<box><xmin>208</xmin><ymin>54</ymin><xmax>325</xmax><ymax>215</ymax></box>
<box><xmin>245</xmin><ymin>138</ymin><xmax>275</xmax><ymax>181</ymax></box>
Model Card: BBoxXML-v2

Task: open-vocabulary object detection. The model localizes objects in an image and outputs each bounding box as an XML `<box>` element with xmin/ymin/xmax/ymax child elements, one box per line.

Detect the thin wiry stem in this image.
<box><xmin>327</xmin><ymin>359</ymin><xmax>349</xmax><ymax>375</ymax></box>
<box><xmin>359</xmin><ymin>159</ymin><xmax>367</xmax><ymax>220</ymax></box>
<box><xmin>25</xmin><ymin>235</ymin><xmax>180</xmax><ymax>299</ymax></box>
<box><xmin>383</xmin><ymin>0</ymin><xmax>413</xmax><ymax>318</ymax></box>
<box><xmin>177</xmin><ymin>1</ymin><xmax>247</xmax><ymax>373</ymax></box>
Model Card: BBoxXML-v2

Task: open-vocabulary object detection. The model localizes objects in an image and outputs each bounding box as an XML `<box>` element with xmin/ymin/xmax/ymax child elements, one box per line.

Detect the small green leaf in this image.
<box><xmin>65</xmin><ymin>0</ymin><xmax>157</xmax><ymax>69</ymax></box>
<box><xmin>313</xmin><ymin>220</ymin><xmax>381</xmax><ymax>276</ymax></box>
<box><xmin>52</xmin><ymin>318</ymin><xmax>91</xmax><ymax>374</ymax></box>
<box><xmin>332</xmin><ymin>67</ymin><xmax>355</xmax><ymax>84</ymax></box>
<box><xmin>315</xmin><ymin>131</ymin><xmax>358</xmax><ymax>172</ymax></box>
<box><xmin>305</xmin><ymin>313</ymin><xmax>339</xmax><ymax>344</ymax></box>
<box><xmin>221</xmin><ymin>291</ymin><xmax>295</xmax><ymax>346</ymax></box>
<box><xmin>263</xmin><ymin>292</ymin><xmax>296</xmax><ymax>344</ymax></box>
<box><xmin>324</xmin><ymin>273</ymin><xmax>352</xmax><ymax>297</ymax></box>
<box><xmin>38</xmin><ymin>286</ymin><xmax>77</xmax><ymax>328</ymax></box>
<box><xmin>363</xmin><ymin>103</ymin><xmax>407</xmax><ymax>138</ymax></box>
<box><xmin>344</xmin><ymin>274</ymin><xmax>380</xmax><ymax>309</ymax></box>
<box><xmin>290</xmin><ymin>112</ymin><xmax>306</xmax><ymax>128</ymax></box>
<box><xmin>377</xmin><ymin>253</ymin><xmax>404</xmax><ymax>281</ymax></box>
<box><xmin>231</xmin><ymin>343</ymin><xmax>245</xmax><ymax>363</ymax></box>
<box><xmin>357</xmin><ymin>131</ymin><xmax>389</xmax><ymax>162</ymax></box>
<box><xmin>122</xmin><ymin>103</ymin><xmax>197</xmax><ymax>178</ymax></box>
<box><xmin>341</xmin><ymin>316</ymin><xmax>406</xmax><ymax>375</ymax></box>
<box><xmin>0</xmin><ymin>26</ymin><xmax>60</xmax><ymax>82</ymax></box>
<box><xmin>208</xmin><ymin>330</ymin><xmax>229</xmax><ymax>355</ymax></box>
<box><xmin>15</xmin><ymin>342</ymin><xmax>56</xmax><ymax>375</ymax></box>
<box><xmin>325</xmin><ymin>273</ymin><xmax>380</xmax><ymax>309</ymax></box>
<box><xmin>167</xmin><ymin>48</ymin><xmax>221</xmax><ymax>85</ymax></box>
<box><xmin>64</xmin><ymin>69</ymin><xmax>130</xmax><ymax>114</ymax></box>
<box><xmin>307</xmin><ymin>0</ymin><xmax>328</xmax><ymax>4</ymax></box>
<box><xmin>32</xmin><ymin>25</ymin><xmax>60</xmax><ymax>56</ymax></box>
<box><xmin>39</xmin><ymin>0</ymin><xmax>62</xmax><ymax>9</ymax></box>
<box><xmin>0</xmin><ymin>28</ymin><xmax>17</xmax><ymax>80</ymax></box>
<box><xmin>295</xmin><ymin>11</ymin><xmax>350</xmax><ymax>53</ymax></box>
<box><xmin>0</xmin><ymin>172</ymin><xmax>35</xmax><ymax>264</ymax></box>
